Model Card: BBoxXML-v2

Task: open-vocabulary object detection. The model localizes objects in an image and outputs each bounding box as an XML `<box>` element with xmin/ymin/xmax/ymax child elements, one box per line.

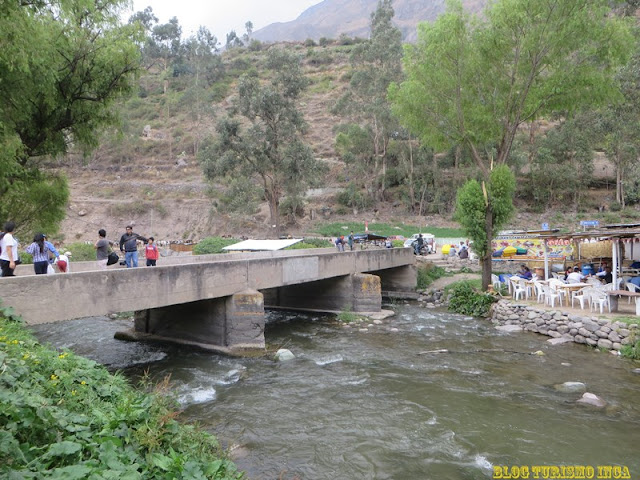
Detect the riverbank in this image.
<box><xmin>0</xmin><ymin>315</ymin><xmax>243</xmax><ymax>479</ymax></box>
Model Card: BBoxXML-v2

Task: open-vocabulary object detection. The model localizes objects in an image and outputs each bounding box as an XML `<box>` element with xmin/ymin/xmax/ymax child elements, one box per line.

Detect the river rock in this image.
<box><xmin>576</xmin><ymin>392</ymin><xmax>607</xmax><ymax>408</ymax></box>
<box><xmin>608</xmin><ymin>331</ymin><xmax>621</xmax><ymax>343</ymax></box>
<box><xmin>275</xmin><ymin>349</ymin><xmax>295</xmax><ymax>362</ymax></box>
<box><xmin>633</xmin><ymin>368</ymin><xmax>640</xmax><ymax>375</ymax></box>
<box><xmin>547</xmin><ymin>335</ymin><xmax>573</xmax><ymax>345</ymax></box>
<box><xmin>554</xmin><ymin>381</ymin><xmax>587</xmax><ymax>393</ymax></box>
<box><xmin>597</xmin><ymin>339</ymin><xmax>613</xmax><ymax>349</ymax></box>
<box><xmin>495</xmin><ymin>325</ymin><xmax>523</xmax><ymax>333</ymax></box>
<box><xmin>373</xmin><ymin>319</ymin><xmax>383</xmax><ymax>325</ymax></box>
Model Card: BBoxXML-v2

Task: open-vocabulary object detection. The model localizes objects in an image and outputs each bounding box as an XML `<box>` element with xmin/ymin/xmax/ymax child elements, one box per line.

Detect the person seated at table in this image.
<box><xmin>517</xmin><ymin>265</ymin><xmax>532</xmax><ymax>280</ymax></box>
<box><xmin>563</xmin><ymin>266</ymin><xmax>573</xmax><ymax>281</ymax></box>
<box><xmin>600</xmin><ymin>265</ymin><xmax>613</xmax><ymax>284</ymax></box>
<box><xmin>595</xmin><ymin>260</ymin><xmax>608</xmax><ymax>278</ymax></box>
<box><xmin>566</xmin><ymin>266</ymin><xmax>585</xmax><ymax>284</ymax></box>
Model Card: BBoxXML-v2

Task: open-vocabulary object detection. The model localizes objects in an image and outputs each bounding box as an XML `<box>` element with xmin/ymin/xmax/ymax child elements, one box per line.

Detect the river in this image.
<box><xmin>30</xmin><ymin>305</ymin><xmax>640</xmax><ymax>479</ymax></box>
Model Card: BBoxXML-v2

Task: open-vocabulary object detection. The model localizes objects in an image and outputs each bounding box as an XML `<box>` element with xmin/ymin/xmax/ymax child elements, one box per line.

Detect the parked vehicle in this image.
<box><xmin>403</xmin><ymin>233</ymin><xmax>435</xmax><ymax>255</ymax></box>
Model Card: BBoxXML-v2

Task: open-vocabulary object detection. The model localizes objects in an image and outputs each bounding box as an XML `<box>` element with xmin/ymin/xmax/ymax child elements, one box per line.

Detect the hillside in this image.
<box><xmin>50</xmin><ymin>39</ymin><xmax>628</xmax><ymax>247</ymax></box>
<box><xmin>253</xmin><ymin>0</ymin><xmax>487</xmax><ymax>43</ymax></box>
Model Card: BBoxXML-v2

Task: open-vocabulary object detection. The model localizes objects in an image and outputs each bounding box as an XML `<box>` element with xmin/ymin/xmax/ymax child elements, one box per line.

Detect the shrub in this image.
<box><xmin>0</xmin><ymin>315</ymin><xmax>242</xmax><ymax>479</ymax></box>
<box><xmin>193</xmin><ymin>237</ymin><xmax>239</xmax><ymax>255</ymax></box>
<box><xmin>285</xmin><ymin>241</ymin><xmax>321</xmax><ymax>250</ymax></box>
<box><xmin>447</xmin><ymin>280</ymin><xmax>497</xmax><ymax>317</ymax></box>
<box><xmin>64</xmin><ymin>242</ymin><xmax>96</xmax><ymax>262</ymax></box>
<box><xmin>620</xmin><ymin>333</ymin><xmax>640</xmax><ymax>360</ymax></box>
<box><xmin>417</xmin><ymin>264</ymin><xmax>446</xmax><ymax>290</ymax></box>
<box><xmin>301</xmin><ymin>237</ymin><xmax>333</xmax><ymax>248</ymax></box>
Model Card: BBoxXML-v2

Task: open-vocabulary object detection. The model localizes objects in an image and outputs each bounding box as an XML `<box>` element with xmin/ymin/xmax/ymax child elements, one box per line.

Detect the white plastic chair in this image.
<box><xmin>590</xmin><ymin>289</ymin><xmax>611</xmax><ymax>314</ymax></box>
<box><xmin>491</xmin><ymin>274</ymin><xmax>501</xmax><ymax>291</ymax></box>
<box><xmin>513</xmin><ymin>279</ymin><xmax>528</xmax><ymax>301</ymax></box>
<box><xmin>548</xmin><ymin>279</ymin><xmax>567</xmax><ymax>306</ymax></box>
<box><xmin>542</xmin><ymin>284</ymin><xmax>561</xmax><ymax>307</ymax></box>
<box><xmin>571</xmin><ymin>287</ymin><xmax>590</xmax><ymax>310</ymax></box>
<box><xmin>625</xmin><ymin>282</ymin><xmax>640</xmax><ymax>303</ymax></box>
<box><xmin>533</xmin><ymin>281</ymin><xmax>545</xmax><ymax>303</ymax></box>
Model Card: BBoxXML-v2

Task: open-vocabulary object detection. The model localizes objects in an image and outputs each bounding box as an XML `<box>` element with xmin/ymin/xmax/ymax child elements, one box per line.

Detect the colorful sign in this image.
<box><xmin>492</xmin><ymin>236</ymin><xmax>573</xmax><ymax>259</ymax></box>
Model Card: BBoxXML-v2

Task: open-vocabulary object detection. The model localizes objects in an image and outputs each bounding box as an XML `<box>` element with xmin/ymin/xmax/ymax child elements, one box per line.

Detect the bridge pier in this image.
<box><xmin>133</xmin><ymin>289</ymin><xmax>265</xmax><ymax>354</ymax></box>
<box><xmin>264</xmin><ymin>273</ymin><xmax>382</xmax><ymax>313</ymax></box>
<box><xmin>376</xmin><ymin>265</ymin><xmax>417</xmax><ymax>292</ymax></box>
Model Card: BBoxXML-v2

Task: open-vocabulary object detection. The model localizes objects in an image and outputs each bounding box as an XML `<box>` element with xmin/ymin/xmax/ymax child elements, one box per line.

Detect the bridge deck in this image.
<box><xmin>1</xmin><ymin>248</ymin><xmax>415</xmax><ymax>325</ymax></box>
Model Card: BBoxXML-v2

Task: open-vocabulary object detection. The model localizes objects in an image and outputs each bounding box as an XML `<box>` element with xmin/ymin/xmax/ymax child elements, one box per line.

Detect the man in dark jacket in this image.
<box><xmin>119</xmin><ymin>225</ymin><xmax>147</xmax><ymax>268</ymax></box>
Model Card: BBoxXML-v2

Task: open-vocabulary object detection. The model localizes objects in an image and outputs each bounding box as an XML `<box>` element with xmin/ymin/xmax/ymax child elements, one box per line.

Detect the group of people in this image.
<box><xmin>0</xmin><ymin>221</ymin><xmax>72</xmax><ymax>277</ymax></box>
<box><xmin>447</xmin><ymin>241</ymin><xmax>469</xmax><ymax>259</ymax></box>
<box><xmin>335</xmin><ymin>232</ymin><xmax>355</xmax><ymax>252</ymax></box>
<box><xmin>0</xmin><ymin>222</ymin><xmax>159</xmax><ymax>277</ymax></box>
<box><xmin>515</xmin><ymin>261</ymin><xmax>613</xmax><ymax>284</ymax></box>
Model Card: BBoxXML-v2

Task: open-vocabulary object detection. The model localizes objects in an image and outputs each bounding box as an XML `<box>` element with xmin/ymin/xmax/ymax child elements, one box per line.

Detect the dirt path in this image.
<box><xmin>428</xmin><ymin>272</ymin><xmax>481</xmax><ymax>291</ymax></box>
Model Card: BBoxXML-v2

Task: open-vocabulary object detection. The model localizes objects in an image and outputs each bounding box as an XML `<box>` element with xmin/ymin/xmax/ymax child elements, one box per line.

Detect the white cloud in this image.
<box><xmin>129</xmin><ymin>0</ymin><xmax>321</xmax><ymax>40</ymax></box>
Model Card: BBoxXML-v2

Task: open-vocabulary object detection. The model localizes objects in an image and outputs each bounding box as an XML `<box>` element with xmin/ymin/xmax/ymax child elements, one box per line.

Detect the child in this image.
<box><xmin>145</xmin><ymin>237</ymin><xmax>159</xmax><ymax>266</ymax></box>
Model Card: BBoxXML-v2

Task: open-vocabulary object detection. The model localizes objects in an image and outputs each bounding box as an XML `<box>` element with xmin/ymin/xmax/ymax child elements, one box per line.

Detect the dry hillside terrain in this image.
<box><xmin>51</xmin><ymin>41</ymin><xmax>622</xmax><ymax>246</ymax></box>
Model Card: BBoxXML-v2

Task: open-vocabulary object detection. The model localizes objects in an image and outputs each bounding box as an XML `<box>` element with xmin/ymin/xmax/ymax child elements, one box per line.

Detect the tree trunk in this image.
<box><xmin>482</xmin><ymin>202</ymin><xmax>494</xmax><ymax>291</ymax></box>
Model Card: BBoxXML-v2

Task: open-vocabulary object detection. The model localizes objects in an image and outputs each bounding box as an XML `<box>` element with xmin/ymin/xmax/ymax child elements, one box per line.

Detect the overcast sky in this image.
<box><xmin>129</xmin><ymin>0</ymin><xmax>322</xmax><ymax>40</ymax></box>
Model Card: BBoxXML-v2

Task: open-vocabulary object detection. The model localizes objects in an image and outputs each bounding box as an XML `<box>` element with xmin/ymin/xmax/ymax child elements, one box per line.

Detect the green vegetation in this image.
<box><xmin>64</xmin><ymin>242</ymin><xmax>97</xmax><ymax>262</ymax></box>
<box><xmin>199</xmin><ymin>49</ymin><xmax>324</xmax><ymax>237</ymax></box>
<box><xmin>446</xmin><ymin>280</ymin><xmax>497</xmax><ymax>317</ymax></box>
<box><xmin>391</xmin><ymin>0</ymin><xmax>631</xmax><ymax>289</ymax></box>
<box><xmin>417</xmin><ymin>264</ymin><xmax>447</xmax><ymax>290</ymax></box>
<box><xmin>620</xmin><ymin>336</ymin><xmax>640</xmax><ymax>360</ymax></box>
<box><xmin>1</xmin><ymin>0</ymin><xmax>141</xmax><ymax>235</ymax></box>
<box><xmin>193</xmin><ymin>237</ymin><xmax>239</xmax><ymax>255</ymax></box>
<box><xmin>0</xmin><ymin>314</ymin><xmax>242</xmax><ymax>479</ymax></box>
<box><xmin>314</xmin><ymin>222</ymin><xmax>463</xmax><ymax>238</ymax></box>
<box><xmin>455</xmin><ymin>165</ymin><xmax>515</xmax><ymax>289</ymax></box>
<box><xmin>336</xmin><ymin>308</ymin><xmax>363</xmax><ymax>323</ymax></box>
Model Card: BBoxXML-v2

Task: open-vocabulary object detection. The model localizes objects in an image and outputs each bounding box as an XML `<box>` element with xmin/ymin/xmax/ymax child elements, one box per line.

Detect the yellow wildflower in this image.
<box><xmin>50</xmin><ymin>374</ymin><xmax>58</xmax><ymax>381</ymax></box>
<box><xmin>71</xmin><ymin>390</ymin><xmax>77</xmax><ymax>396</ymax></box>
<box><xmin>80</xmin><ymin>381</ymin><xmax>86</xmax><ymax>385</ymax></box>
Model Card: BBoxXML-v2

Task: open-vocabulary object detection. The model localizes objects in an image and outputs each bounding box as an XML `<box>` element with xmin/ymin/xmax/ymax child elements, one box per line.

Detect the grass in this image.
<box><xmin>313</xmin><ymin>222</ymin><xmax>464</xmax><ymax>238</ymax></box>
<box><xmin>417</xmin><ymin>264</ymin><xmax>448</xmax><ymax>290</ymax></box>
<box><xmin>0</xmin><ymin>313</ymin><xmax>243</xmax><ymax>479</ymax></box>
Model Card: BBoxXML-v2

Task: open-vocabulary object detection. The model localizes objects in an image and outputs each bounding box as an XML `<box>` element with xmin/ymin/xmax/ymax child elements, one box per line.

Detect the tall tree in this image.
<box><xmin>391</xmin><ymin>0</ymin><xmax>632</xmax><ymax>289</ymax></box>
<box><xmin>0</xmin><ymin>0</ymin><xmax>142</xmax><ymax>234</ymax></box>
<box><xmin>199</xmin><ymin>49</ymin><xmax>322</xmax><ymax>237</ymax></box>
<box><xmin>456</xmin><ymin>165</ymin><xmax>515</xmax><ymax>270</ymax></box>
<box><xmin>332</xmin><ymin>0</ymin><xmax>403</xmax><ymax>202</ymax></box>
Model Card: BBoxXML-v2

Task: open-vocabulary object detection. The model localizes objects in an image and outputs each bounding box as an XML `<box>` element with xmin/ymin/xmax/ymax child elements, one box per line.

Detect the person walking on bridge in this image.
<box><xmin>119</xmin><ymin>225</ymin><xmax>147</xmax><ymax>268</ymax></box>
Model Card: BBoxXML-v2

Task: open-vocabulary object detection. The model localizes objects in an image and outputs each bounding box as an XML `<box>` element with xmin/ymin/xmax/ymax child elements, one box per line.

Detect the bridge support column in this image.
<box><xmin>264</xmin><ymin>273</ymin><xmax>381</xmax><ymax>313</ymax></box>
<box><xmin>376</xmin><ymin>265</ymin><xmax>417</xmax><ymax>292</ymax></box>
<box><xmin>133</xmin><ymin>289</ymin><xmax>265</xmax><ymax>353</ymax></box>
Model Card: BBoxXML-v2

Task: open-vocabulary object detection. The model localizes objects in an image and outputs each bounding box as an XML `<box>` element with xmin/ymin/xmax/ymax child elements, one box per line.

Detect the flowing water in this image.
<box><xmin>31</xmin><ymin>305</ymin><xmax>640</xmax><ymax>480</ymax></box>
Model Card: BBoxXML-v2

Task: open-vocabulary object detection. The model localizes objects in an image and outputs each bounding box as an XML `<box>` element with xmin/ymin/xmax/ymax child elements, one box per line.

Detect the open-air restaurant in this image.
<box><xmin>491</xmin><ymin>223</ymin><xmax>640</xmax><ymax>315</ymax></box>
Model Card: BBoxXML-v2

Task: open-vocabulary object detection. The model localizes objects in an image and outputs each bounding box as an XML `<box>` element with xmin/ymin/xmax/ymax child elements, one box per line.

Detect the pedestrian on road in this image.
<box><xmin>26</xmin><ymin>233</ymin><xmax>55</xmax><ymax>275</ymax></box>
<box><xmin>119</xmin><ymin>225</ymin><xmax>148</xmax><ymax>268</ymax></box>
<box><xmin>145</xmin><ymin>237</ymin><xmax>159</xmax><ymax>266</ymax></box>
<box><xmin>0</xmin><ymin>221</ymin><xmax>19</xmax><ymax>277</ymax></box>
<box><xmin>94</xmin><ymin>229</ymin><xmax>114</xmax><ymax>270</ymax></box>
<box><xmin>348</xmin><ymin>231</ymin><xmax>354</xmax><ymax>251</ymax></box>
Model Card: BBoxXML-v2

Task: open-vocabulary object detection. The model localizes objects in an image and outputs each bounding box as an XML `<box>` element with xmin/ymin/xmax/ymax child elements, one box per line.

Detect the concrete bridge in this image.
<box><xmin>1</xmin><ymin>248</ymin><xmax>416</xmax><ymax>355</ymax></box>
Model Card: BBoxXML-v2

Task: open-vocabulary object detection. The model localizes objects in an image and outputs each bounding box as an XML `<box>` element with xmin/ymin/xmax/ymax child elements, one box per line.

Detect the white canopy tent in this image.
<box><xmin>222</xmin><ymin>238</ymin><xmax>303</xmax><ymax>252</ymax></box>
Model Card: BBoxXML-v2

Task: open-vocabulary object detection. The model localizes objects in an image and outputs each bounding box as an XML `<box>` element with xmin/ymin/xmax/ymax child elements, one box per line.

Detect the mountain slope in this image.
<box><xmin>253</xmin><ymin>0</ymin><xmax>486</xmax><ymax>43</ymax></box>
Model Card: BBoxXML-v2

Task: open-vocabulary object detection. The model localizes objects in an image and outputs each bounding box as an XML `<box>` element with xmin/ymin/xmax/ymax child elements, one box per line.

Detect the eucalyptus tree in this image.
<box><xmin>199</xmin><ymin>49</ymin><xmax>322</xmax><ymax>237</ymax></box>
<box><xmin>332</xmin><ymin>0</ymin><xmax>403</xmax><ymax>202</ymax></box>
<box><xmin>0</xmin><ymin>0</ymin><xmax>142</xmax><ymax>234</ymax></box>
<box><xmin>390</xmin><ymin>0</ymin><xmax>632</xmax><ymax>289</ymax></box>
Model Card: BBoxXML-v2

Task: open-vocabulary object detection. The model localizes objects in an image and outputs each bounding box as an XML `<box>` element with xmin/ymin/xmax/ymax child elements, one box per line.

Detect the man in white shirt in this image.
<box><xmin>566</xmin><ymin>267</ymin><xmax>585</xmax><ymax>284</ymax></box>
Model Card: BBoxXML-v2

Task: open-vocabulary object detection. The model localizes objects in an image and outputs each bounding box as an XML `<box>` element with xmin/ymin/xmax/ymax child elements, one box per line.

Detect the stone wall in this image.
<box><xmin>490</xmin><ymin>300</ymin><xmax>638</xmax><ymax>351</ymax></box>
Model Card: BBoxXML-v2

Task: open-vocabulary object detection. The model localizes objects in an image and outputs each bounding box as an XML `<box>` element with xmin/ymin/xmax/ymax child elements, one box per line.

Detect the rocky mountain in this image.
<box><xmin>253</xmin><ymin>0</ymin><xmax>486</xmax><ymax>43</ymax></box>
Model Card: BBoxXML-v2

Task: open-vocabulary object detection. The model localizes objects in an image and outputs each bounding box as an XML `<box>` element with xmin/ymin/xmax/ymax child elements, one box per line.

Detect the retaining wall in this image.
<box><xmin>490</xmin><ymin>300</ymin><xmax>638</xmax><ymax>351</ymax></box>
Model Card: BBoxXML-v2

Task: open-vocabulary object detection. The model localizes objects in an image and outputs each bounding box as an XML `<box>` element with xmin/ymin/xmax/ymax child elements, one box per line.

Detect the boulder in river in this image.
<box><xmin>576</xmin><ymin>392</ymin><xmax>607</xmax><ymax>408</ymax></box>
<box><xmin>275</xmin><ymin>349</ymin><xmax>295</xmax><ymax>362</ymax></box>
